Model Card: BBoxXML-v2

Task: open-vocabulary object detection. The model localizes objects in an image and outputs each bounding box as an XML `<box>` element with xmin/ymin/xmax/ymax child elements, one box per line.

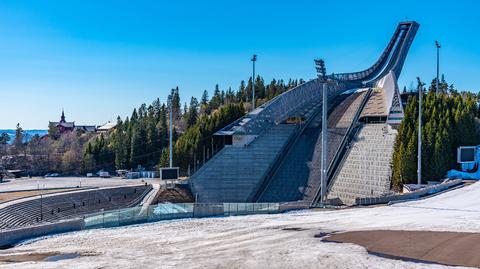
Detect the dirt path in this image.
<box><xmin>324</xmin><ymin>230</ymin><xmax>480</xmax><ymax>268</ymax></box>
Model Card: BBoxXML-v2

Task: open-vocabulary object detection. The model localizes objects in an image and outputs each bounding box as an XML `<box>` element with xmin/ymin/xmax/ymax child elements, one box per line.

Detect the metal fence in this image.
<box><xmin>83</xmin><ymin>203</ymin><xmax>280</xmax><ymax>229</ymax></box>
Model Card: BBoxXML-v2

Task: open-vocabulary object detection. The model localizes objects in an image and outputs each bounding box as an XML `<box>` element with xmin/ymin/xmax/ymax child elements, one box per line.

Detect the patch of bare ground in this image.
<box><xmin>323</xmin><ymin>230</ymin><xmax>480</xmax><ymax>268</ymax></box>
<box><xmin>0</xmin><ymin>250</ymin><xmax>99</xmax><ymax>263</ymax></box>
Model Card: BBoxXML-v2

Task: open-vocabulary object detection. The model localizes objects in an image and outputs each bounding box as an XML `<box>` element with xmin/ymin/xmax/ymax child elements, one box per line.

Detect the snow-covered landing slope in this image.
<box><xmin>2</xmin><ymin>183</ymin><xmax>480</xmax><ymax>269</ymax></box>
<box><xmin>397</xmin><ymin>181</ymin><xmax>480</xmax><ymax>211</ymax></box>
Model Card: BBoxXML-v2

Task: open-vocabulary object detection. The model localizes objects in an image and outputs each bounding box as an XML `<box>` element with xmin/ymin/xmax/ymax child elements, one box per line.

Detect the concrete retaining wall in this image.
<box><xmin>355</xmin><ymin>179</ymin><xmax>463</xmax><ymax>206</ymax></box>
<box><xmin>0</xmin><ymin>219</ymin><xmax>84</xmax><ymax>249</ymax></box>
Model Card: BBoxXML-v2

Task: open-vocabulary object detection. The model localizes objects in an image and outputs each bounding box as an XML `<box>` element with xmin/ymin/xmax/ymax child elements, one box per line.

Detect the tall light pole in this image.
<box><xmin>315</xmin><ymin>59</ymin><xmax>328</xmax><ymax>206</ymax></box>
<box><xmin>169</xmin><ymin>100</ymin><xmax>173</xmax><ymax>168</ymax></box>
<box><xmin>435</xmin><ymin>40</ymin><xmax>441</xmax><ymax>95</ymax></box>
<box><xmin>251</xmin><ymin>54</ymin><xmax>257</xmax><ymax>110</ymax></box>
<box><xmin>417</xmin><ymin>77</ymin><xmax>424</xmax><ymax>186</ymax></box>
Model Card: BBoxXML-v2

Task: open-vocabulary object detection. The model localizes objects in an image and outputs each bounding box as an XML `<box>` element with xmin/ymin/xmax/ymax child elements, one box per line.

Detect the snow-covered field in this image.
<box><xmin>0</xmin><ymin>177</ymin><xmax>156</xmax><ymax>192</ymax></box>
<box><xmin>2</xmin><ymin>183</ymin><xmax>480</xmax><ymax>269</ymax></box>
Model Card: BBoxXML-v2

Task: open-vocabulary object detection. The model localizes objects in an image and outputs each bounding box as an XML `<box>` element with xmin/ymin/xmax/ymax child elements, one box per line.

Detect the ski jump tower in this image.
<box><xmin>190</xmin><ymin>21</ymin><xmax>420</xmax><ymax>205</ymax></box>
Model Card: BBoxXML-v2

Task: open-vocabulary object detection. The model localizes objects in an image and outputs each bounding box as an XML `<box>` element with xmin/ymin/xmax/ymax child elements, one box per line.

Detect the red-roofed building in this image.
<box><xmin>48</xmin><ymin>110</ymin><xmax>98</xmax><ymax>138</ymax></box>
<box><xmin>49</xmin><ymin>110</ymin><xmax>75</xmax><ymax>134</ymax></box>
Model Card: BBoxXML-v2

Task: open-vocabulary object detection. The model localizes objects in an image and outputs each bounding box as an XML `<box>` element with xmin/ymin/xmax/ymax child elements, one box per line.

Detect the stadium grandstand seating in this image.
<box><xmin>328</xmin><ymin>124</ymin><xmax>396</xmax><ymax>205</ymax></box>
<box><xmin>191</xmin><ymin>124</ymin><xmax>296</xmax><ymax>203</ymax></box>
<box><xmin>191</xmin><ymin>78</ymin><xmax>343</xmax><ymax>203</ymax></box>
<box><xmin>258</xmin><ymin>91</ymin><xmax>368</xmax><ymax>202</ymax></box>
<box><xmin>0</xmin><ymin>184</ymin><xmax>152</xmax><ymax>230</ymax></box>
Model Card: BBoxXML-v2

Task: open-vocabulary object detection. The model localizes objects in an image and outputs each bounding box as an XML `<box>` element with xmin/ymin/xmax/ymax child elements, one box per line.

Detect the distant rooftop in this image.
<box><xmin>97</xmin><ymin>122</ymin><xmax>117</xmax><ymax>132</ymax></box>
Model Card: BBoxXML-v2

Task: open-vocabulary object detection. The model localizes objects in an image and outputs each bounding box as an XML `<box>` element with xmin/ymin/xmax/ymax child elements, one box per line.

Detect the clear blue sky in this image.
<box><xmin>1</xmin><ymin>0</ymin><xmax>479</xmax><ymax>129</ymax></box>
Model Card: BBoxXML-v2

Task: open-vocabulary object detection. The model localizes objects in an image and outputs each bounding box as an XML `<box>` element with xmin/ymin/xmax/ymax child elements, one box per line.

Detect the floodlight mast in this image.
<box><xmin>251</xmin><ymin>54</ymin><xmax>257</xmax><ymax>110</ymax></box>
<box><xmin>315</xmin><ymin>59</ymin><xmax>328</xmax><ymax>206</ymax></box>
<box><xmin>169</xmin><ymin>99</ymin><xmax>173</xmax><ymax>168</ymax></box>
<box><xmin>435</xmin><ymin>41</ymin><xmax>441</xmax><ymax>95</ymax></box>
<box><xmin>417</xmin><ymin>77</ymin><xmax>425</xmax><ymax>185</ymax></box>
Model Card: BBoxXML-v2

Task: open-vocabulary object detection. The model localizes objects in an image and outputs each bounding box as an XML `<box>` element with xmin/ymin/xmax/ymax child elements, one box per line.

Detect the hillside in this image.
<box><xmin>0</xmin><ymin>130</ymin><xmax>47</xmax><ymax>144</ymax></box>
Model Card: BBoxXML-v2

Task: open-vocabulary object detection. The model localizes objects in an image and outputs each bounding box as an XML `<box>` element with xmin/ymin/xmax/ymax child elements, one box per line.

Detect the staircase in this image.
<box><xmin>191</xmin><ymin>124</ymin><xmax>297</xmax><ymax>203</ymax></box>
<box><xmin>327</xmin><ymin>124</ymin><xmax>396</xmax><ymax>205</ymax></box>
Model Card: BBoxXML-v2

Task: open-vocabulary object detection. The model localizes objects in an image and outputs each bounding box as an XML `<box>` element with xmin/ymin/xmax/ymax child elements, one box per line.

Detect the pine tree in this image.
<box><xmin>186</xmin><ymin>97</ymin><xmax>199</xmax><ymax>128</ymax></box>
<box><xmin>82</xmin><ymin>142</ymin><xmax>96</xmax><ymax>172</ymax></box>
<box><xmin>0</xmin><ymin>133</ymin><xmax>10</xmax><ymax>145</ymax></box>
<box><xmin>114</xmin><ymin>117</ymin><xmax>128</xmax><ymax>169</ymax></box>
<box><xmin>200</xmin><ymin>90</ymin><xmax>210</xmax><ymax>115</ymax></box>
<box><xmin>237</xmin><ymin>80</ymin><xmax>246</xmax><ymax>102</ymax></box>
<box><xmin>48</xmin><ymin>123</ymin><xmax>60</xmax><ymax>140</ymax></box>
<box><xmin>169</xmin><ymin>87</ymin><xmax>182</xmax><ymax>121</ymax></box>
<box><xmin>210</xmin><ymin>84</ymin><xmax>222</xmax><ymax>110</ymax></box>
<box><xmin>14</xmin><ymin>123</ymin><xmax>25</xmax><ymax>154</ymax></box>
<box><xmin>159</xmin><ymin>148</ymin><xmax>169</xmax><ymax>168</ymax></box>
<box><xmin>130</xmin><ymin>121</ymin><xmax>148</xmax><ymax>168</ymax></box>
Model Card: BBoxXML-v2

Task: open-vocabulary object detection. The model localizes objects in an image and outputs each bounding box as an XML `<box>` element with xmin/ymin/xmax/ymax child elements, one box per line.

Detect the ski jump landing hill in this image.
<box><xmin>190</xmin><ymin>21</ymin><xmax>420</xmax><ymax>206</ymax></box>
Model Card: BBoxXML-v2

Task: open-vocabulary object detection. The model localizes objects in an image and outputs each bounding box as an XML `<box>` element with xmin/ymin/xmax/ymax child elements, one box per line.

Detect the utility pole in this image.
<box><xmin>169</xmin><ymin>99</ymin><xmax>173</xmax><ymax>168</ymax></box>
<box><xmin>315</xmin><ymin>59</ymin><xmax>328</xmax><ymax>206</ymax></box>
<box><xmin>417</xmin><ymin>77</ymin><xmax>424</xmax><ymax>186</ymax></box>
<box><xmin>251</xmin><ymin>54</ymin><xmax>257</xmax><ymax>110</ymax></box>
<box><xmin>435</xmin><ymin>40</ymin><xmax>441</xmax><ymax>95</ymax></box>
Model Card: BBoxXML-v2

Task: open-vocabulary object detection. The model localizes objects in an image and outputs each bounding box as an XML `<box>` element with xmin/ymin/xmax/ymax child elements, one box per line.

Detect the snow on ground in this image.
<box><xmin>0</xmin><ymin>177</ymin><xmax>157</xmax><ymax>192</ymax></box>
<box><xmin>2</xmin><ymin>183</ymin><xmax>480</xmax><ymax>269</ymax></box>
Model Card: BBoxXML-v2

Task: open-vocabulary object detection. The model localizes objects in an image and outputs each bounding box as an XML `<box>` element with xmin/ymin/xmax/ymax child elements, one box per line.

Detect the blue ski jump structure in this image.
<box><xmin>190</xmin><ymin>21</ymin><xmax>420</xmax><ymax>206</ymax></box>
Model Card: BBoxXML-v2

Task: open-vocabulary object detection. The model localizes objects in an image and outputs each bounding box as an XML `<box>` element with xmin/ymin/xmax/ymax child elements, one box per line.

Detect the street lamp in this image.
<box><xmin>435</xmin><ymin>40</ymin><xmax>441</xmax><ymax>94</ymax></box>
<box><xmin>251</xmin><ymin>54</ymin><xmax>257</xmax><ymax>110</ymax></box>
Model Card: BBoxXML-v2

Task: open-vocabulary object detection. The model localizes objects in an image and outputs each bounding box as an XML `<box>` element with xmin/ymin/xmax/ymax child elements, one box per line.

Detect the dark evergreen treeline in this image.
<box><xmin>81</xmin><ymin>77</ymin><xmax>304</xmax><ymax>174</ymax></box>
<box><xmin>392</xmin><ymin>78</ymin><xmax>480</xmax><ymax>189</ymax></box>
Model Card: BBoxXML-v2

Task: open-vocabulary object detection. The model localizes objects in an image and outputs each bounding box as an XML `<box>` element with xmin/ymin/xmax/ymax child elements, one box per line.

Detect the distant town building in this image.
<box><xmin>74</xmin><ymin>125</ymin><xmax>97</xmax><ymax>133</ymax></box>
<box><xmin>49</xmin><ymin>110</ymin><xmax>75</xmax><ymax>134</ymax></box>
<box><xmin>97</xmin><ymin>122</ymin><xmax>117</xmax><ymax>133</ymax></box>
<box><xmin>49</xmin><ymin>110</ymin><xmax>97</xmax><ymax>135</ymax></box>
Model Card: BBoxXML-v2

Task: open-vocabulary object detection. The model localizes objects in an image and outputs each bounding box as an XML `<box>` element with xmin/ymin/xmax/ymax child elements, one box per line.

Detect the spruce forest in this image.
<box><xmin>81</xmin><ymin>77</ymin><xmax>305</xmax><ymax>176</ymax></box>
<box><xmin>392</xmin><ymin>78</ymin><xmax>480</xmax><ymax>189</ymax></box>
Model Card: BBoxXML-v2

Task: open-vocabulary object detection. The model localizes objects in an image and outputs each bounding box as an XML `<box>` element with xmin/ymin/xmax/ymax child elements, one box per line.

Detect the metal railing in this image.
<box><xmin>329</xmin><ymin>21</ymin><xmax>419</xmax><ymax>86</ymax></box>
<box><xmin>217</xmin><ymin>79</ymin><xmax>340</xmax><ymax>138</ymax></box>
